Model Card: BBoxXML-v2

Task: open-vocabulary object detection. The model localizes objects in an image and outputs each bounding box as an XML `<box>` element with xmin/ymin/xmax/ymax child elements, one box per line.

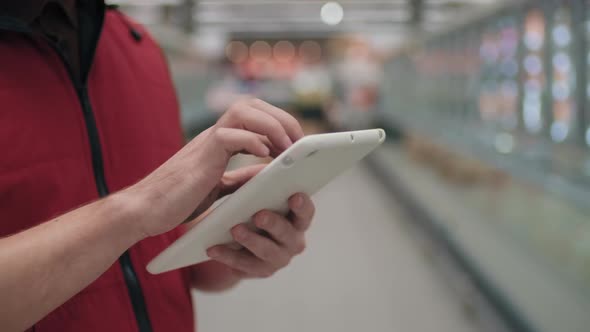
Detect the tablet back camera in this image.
<box><xmin>282</xmin><ymin>155</ymin><xmax>295</xmax><ymax>167</ymax></box>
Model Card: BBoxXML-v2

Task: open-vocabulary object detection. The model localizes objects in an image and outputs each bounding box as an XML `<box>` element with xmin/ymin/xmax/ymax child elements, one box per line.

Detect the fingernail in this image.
<box><xmin>234</xmin><ymin>226</ymin><xmax>248</xmax><ymax>240</ymax></box>
<box><xmin>282</xmin><ymin>136</ymin><xmax>292</xmax><ymax>149</ymax></box>
<box><xmin>258</xmin><ymin>214</ymin><xmax>269</xmax><ymax>227</ymax></box>
<box><xmin>261</xmin><ymin>145</ymin><xmax>270</xmax><ymax>156</ymax></box>
<box><xmin>294</xmin><ymin>195</ymin><xmax>303</xmax><ymax>208</ymax></box>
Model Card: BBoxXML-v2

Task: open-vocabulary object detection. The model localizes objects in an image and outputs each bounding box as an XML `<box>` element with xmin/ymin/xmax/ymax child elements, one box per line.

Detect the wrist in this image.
<box><xmin>118</xmin><ymin>166</ymin><xmax>199</xmax><ymax>239</ymax></box>
<box><xmin>107</xmin><ymin>189</ymin><xmax>152</xmax><ymax>242</ymax></box>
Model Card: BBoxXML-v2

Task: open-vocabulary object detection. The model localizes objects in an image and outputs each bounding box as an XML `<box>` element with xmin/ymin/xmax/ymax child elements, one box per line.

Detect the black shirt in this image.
<box><xmin>0</xmin><ymin>0</ymin><xmax>105</xmax><ymax>81</ymax></box>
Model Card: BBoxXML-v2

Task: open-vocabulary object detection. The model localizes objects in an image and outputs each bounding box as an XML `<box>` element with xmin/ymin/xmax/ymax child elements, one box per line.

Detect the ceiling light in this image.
<box><xmin>321</xmin><ymin>2</ymin><xmax>344</xmax><ymax>26</ymax></box>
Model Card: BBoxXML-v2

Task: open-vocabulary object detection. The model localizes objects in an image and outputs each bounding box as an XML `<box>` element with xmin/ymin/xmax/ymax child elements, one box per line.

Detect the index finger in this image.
<box><xmin>249</xmin><ymin>99</ymin><xmax>305</xmax><ymax>142</ymax></box>
<box><xmin>219</xmin><ymin>164</ymin><xmax>267</xmax><ymax>196</ymax></box>
<box><xmin>225</xmin><ymin>107</ymin><xmax>293</xmax><ymax>151</ymax></box>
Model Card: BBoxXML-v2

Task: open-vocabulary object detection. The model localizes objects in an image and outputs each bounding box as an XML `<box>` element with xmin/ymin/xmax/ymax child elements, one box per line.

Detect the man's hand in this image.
<box><xmin>0</xmin><ymin>98</ymin><xmax>304</xmax><ymax>330</ymax></box>
<box><xmin>206</xmin><ymin>193</ymin><xmax>315</xmax><ymax>279</ymax></box>
<box><xmin>128</xmin><ymin>97</ymin><xmax>304</xmax><ymax>238</ymax></box>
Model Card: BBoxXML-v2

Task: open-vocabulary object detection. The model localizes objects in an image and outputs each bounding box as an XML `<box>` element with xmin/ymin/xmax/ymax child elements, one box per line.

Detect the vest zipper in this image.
<box><xmin>78</xmin><ymin>87</ymin><xmax>108</xmax><ymax>197</ymax></box>
<box><xmin>77</xmin><ymin>87</ymin><xmax>153</xmax><ymax>332</ymax></box>
<box><xmin>22</xmin><ymin>15</ymin><xmax>154</xmax><ymax>332</ymax></box>
<box><xmin>1</xmin><ymin>11</ymin><xmax>154</xmax><ymax>330</ymax></box>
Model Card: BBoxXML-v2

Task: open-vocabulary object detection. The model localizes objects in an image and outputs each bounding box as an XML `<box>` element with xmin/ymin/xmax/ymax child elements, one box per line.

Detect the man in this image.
<box><xmin>0</xmin><ymin>1</ymin><xmax>315</xmax><ymax>331</ymax></box>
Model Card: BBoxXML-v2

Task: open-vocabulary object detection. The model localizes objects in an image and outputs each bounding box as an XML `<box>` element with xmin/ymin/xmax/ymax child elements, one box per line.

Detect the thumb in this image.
<box><xmin>219</xmin><ymin>164</ymin><xmax>267</xmax><ymax>197</ymax></box>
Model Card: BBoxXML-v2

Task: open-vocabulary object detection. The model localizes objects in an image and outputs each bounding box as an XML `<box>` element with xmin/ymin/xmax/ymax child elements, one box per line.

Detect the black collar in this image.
<box><xmin>0</xmin><ymin>0</ymin><xmax>79</xmax><ymax>26</ymax></box>
<box><xmin>0</xmin><ymin>1</ymin><xmax>108</xmax><ymax>34</ymax></box>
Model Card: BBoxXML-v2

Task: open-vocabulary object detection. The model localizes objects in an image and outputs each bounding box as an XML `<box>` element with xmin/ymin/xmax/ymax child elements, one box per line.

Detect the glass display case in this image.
<box><xmin>478</xmin><ymin>19</ymin><xmax>503</xmax><ymax>127</ymax></box>
<box><xmin>522</xmin><ymin>8</ymin><xmax>548</xmax><ymax>134</ymax></box>
<box><xmin>378</xmin><ymin>1</ymin><xmax>590</xmax><ymax>332</ymax></box>
<box><xmin>548</xmin><ymin>1</ymin><xmax>578</xmax><ymax>143</ymax></box>
<box><xmin>585</xmin><ymin>0</ymin><xmax>590</xmax><ymax>146</ymax></box>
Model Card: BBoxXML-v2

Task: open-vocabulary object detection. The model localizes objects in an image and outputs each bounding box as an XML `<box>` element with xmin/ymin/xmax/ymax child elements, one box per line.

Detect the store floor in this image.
<box><xmin>193</xmin><ymin>161</ymin><xmax>479</xmax><ymax>332</ymax></box>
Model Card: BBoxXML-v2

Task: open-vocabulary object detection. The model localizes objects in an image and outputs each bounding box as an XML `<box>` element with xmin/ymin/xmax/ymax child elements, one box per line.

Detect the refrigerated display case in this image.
<box><xmin>498</xmin><ymin>16</ymin><xmax>520</xmax><ymax>130</ymax></box>
<box><xmin>462</xmin><ymin>27</ymin><xmax>482</xmax><ymax>125</ymax></box>
<box><xmin>479</xmin><ymin>15</ymin><xmax>519</xmax><ymax>131</ymax></box>
<box><xmin>378</xmin><ymin>1</ymin><xmax>590</xmax><ymax>332</ymax></box>
<box><xmin>548</xmin><ymin>1</ymin><xmax>579</xmax><ymax>143</ymax></box>
<box><xmin>478</xmin><ymin>20</ymin><xmax>503</xmax><ymax>127</ymax></box>
<box><xmin>522</xmin><ymin>8</ymin><xmax>548</xmax><ymax>134</ymax></box>
<box><xmin>584</xmin><ymin>0</ymin><xmax>590</xmax><ymax>146</ymax></box>
<box><xmin>477</xmin><ymin>16</ymin><xmax>519</xmax><ymax>131</ymax></box>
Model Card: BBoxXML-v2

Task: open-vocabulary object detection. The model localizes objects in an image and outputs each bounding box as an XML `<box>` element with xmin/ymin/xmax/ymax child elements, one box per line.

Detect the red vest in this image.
<box><xmin>0</xmin><ymin>9</ymin><xmax>194</xmax><ymax>332</ymax></box>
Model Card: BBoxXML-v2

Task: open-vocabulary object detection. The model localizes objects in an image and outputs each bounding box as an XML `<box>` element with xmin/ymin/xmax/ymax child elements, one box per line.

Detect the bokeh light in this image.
<box><xmin>320</xmin><ymin>2</ymin><xmax>344</xmax><ymax>26</ymax></box>
<box><xmin>273</xmin><ymin>41</ymin><xmax>296</xmax><ymax>62</ymax></box>
<box><xmin>299</xmin><ymin>40</ymin><xmax>322</xmax><ymax>63</ymax></box>
<box><xmin>250</xmin><ymin>41</ymin><xmax>272</xmax><ymax>62</ymax></box>
<box><xmin>225</xmin><ymin>41</ymin><xmax>249</xmax><ymax>63</ymax></box>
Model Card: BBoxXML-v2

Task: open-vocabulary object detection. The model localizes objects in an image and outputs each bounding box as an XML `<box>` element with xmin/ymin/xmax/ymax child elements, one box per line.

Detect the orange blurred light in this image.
<box><xmin>250</xmin><ymin>41</ymin><xmax>272</xmax><ymax>62</ymax></box>
<box><xmin>273</xmin><ymin>41</ymin><xmax>296</xmax><ymax>62</ymax></box>
<box><xmin>299</xmin><ymin>40</ymin><xmax>322</xmax><ymax>63</ymax></box>
<box><xmin>225</xmin><ymin>41</ymin><xmax>248</xmax><ymax>63</ymax></box>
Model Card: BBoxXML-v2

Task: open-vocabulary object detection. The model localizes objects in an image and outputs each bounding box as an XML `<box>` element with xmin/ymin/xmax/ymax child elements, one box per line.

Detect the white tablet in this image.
<box><xmin>147</xmin><ymin>129</ymin><xmax>386</xmax><ymax>274</ymax></box>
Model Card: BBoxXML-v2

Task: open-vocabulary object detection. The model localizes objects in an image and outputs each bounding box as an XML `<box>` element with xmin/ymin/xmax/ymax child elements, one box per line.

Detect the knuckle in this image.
<box><xmin>259</xmin><ymin>246</ymin><xmax>276</xmax><ymax>261</ymax></box>
<box><xmin>212</xmin><ymin>127</ymin><xmax>224</xmax><ymax>140</ymax></box>
<box><xmin>267</xmin><ymin>212</ymin><xmax>280</xmax><ymax>225</ymax></box>
<box><xmin>224</xmin><ymin>253</ymin><xmax>237</xmax><ymax>267</ymax></box>
<box><xmin>245</xmin><ymin>134</ymin><xmax>259</xmax><ymax>146</ymax></box>
<box><xmin>274</xmin><ymin>224</ymin><xmax>288</xmax><ymax>240</ymax></box>
<box><xmin>249</xmin><ymin>98</ymin><xmax>265</xmax><ymax>107</ymax></box>
<box><xmin>230</xmin><ymin>99</ymin><xmax>244</xmax><ymax>109</ymax></box>
<box><xmin>225</xmin><ymin>105</ymin><xmax>237</xmax><ymax>116</ymax></box>
<box><xmin>287</xmin><ymin>115</ymin><xmax>300</xmax><ymax>128</ymax></box>
<box><xmin>227</xmin><ymin>103</ymin><xmax>245</xmax><ymax>117</ymax></box>
<box><xmin>211</xmin><ymin>127</ymin><xmax>229</xmax><ymax>144</ymax></box>
<box><xmin>268</xmin><ymin>116</ymin><xmax>282</xmax><ymax>129</ymax></box>
<box><xmin>262</xmin><ymin>215</ymin><xmax>276</xmax><ymax>230</ymax></box>
<box><xmin>238</xmin><ymin>231</ymin><xmax>252</xmax><ymax>245</ymax></box>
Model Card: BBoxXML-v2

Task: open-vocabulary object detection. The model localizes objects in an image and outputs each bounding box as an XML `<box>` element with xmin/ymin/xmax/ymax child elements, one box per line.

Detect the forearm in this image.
<box><xmin>0</xmin><ymin>192</ymin><xmax>144</xmax><ymax>332</ymax></box>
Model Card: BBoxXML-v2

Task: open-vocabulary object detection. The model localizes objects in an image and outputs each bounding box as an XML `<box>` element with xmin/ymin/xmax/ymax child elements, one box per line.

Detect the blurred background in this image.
<box><xmin>117</xmin><ymin>1</ymin><xmax>590</xmax><ymax>331</ymax></box>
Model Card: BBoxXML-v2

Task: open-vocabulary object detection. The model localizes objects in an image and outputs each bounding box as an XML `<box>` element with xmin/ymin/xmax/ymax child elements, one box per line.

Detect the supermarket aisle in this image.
<box><xmin>193</xmin><ymin>162</ymin><xmax>479</xmax><ymax>332</ymax></box>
